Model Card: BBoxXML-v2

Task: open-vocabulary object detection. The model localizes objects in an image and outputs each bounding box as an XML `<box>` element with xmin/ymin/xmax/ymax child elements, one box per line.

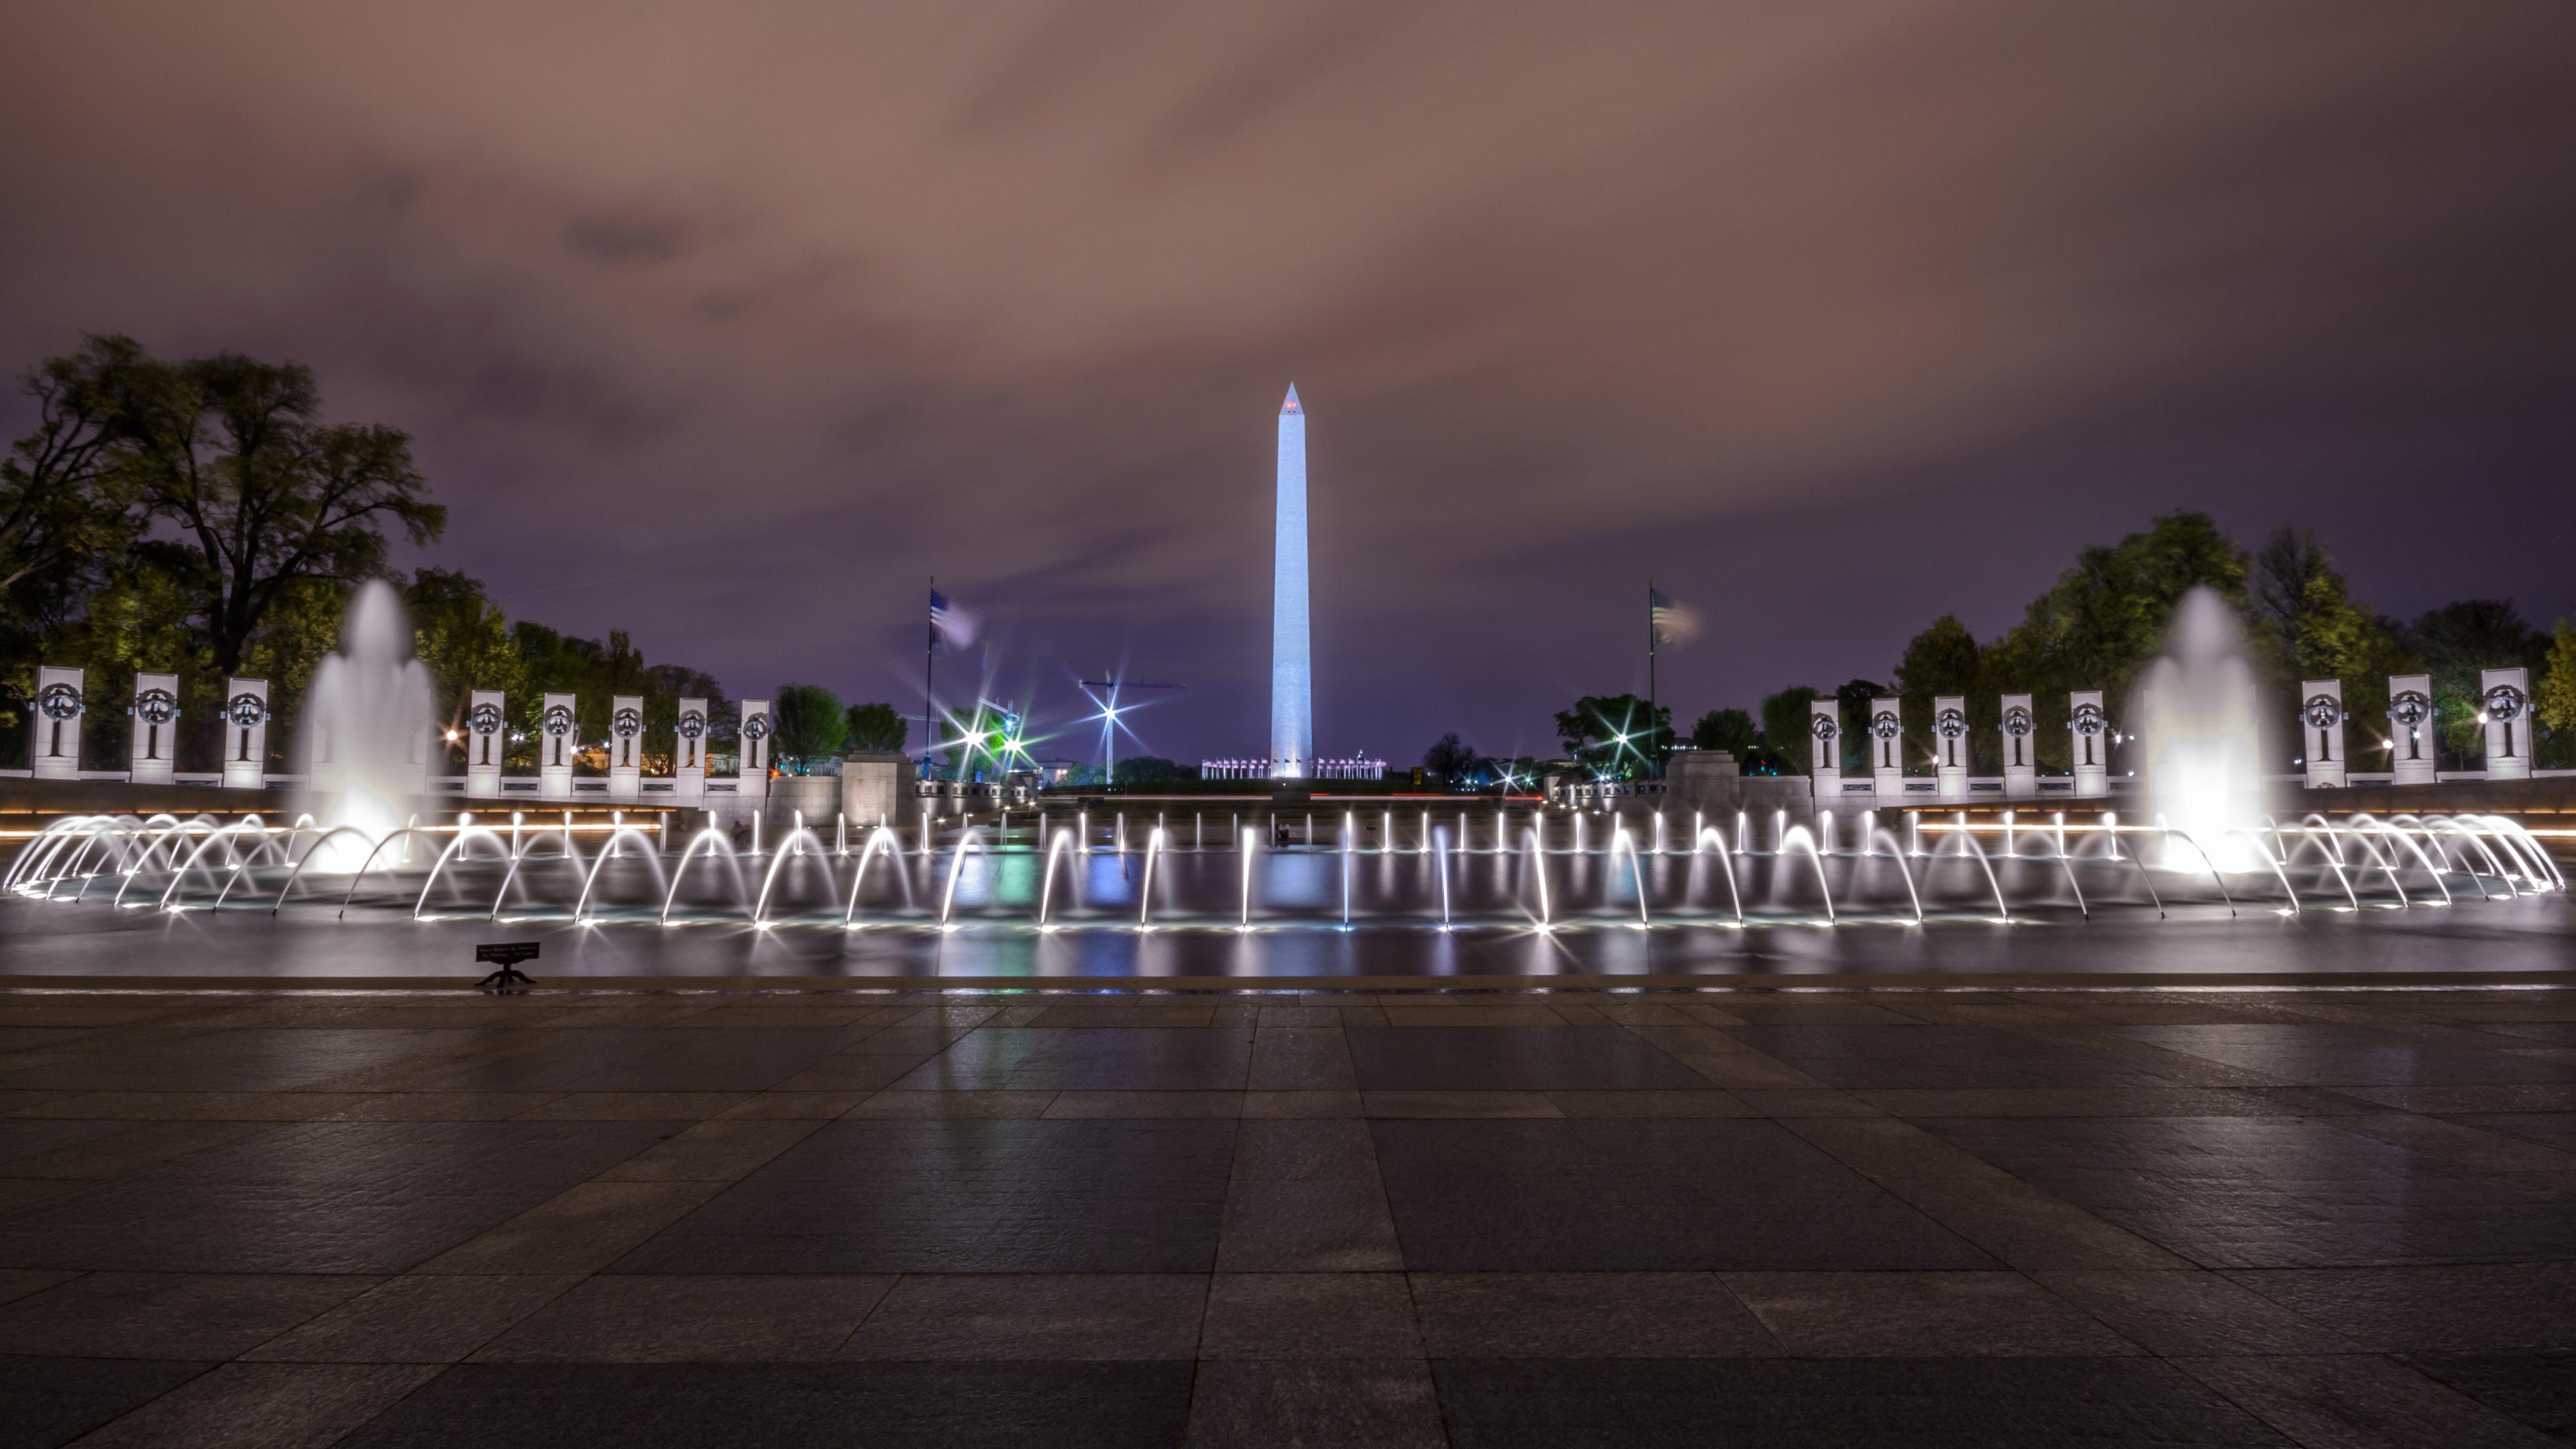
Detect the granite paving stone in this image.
<box><xmin>335</xmin><ymin>1361</ymin><xmax>1197</xmax><ymax>1448</ymax></box>
<box><xmin>610</xmin><ymin>1118</ymin><xmax>1238</xmax><ymax>1273</ymax></box>
<box><xmin>0</xmin><ymin>981</ymin><xmax>2569</xmax><ymax>1446</ymax></box>
<box><xmin>65</xmin><ymin>1360</ymin><xmax>443</xmax><ymax>1449</ymax></box>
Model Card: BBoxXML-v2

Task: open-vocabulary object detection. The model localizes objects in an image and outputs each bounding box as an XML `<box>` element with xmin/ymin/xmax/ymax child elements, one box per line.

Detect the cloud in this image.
<box><xmin>1</xmin><ymin>0</ymin><xmax>2572</xmax><ymax>759</ymax></box>
<box><xmin>564</xmin><ymin>214</ymin><xmax>686</xmax><ymax>266</ymax></box>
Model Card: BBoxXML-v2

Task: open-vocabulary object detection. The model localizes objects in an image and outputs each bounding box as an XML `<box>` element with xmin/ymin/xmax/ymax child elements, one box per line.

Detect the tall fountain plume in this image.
<box><xmin>2132</xmin><ymin>587</ymin><xmax>2265</xmax><ymax>871</ymax></box>
<box><xmin>301</xmin><ymin>580</ymin><xmax>435</xmax><ymax>872</ymax></box>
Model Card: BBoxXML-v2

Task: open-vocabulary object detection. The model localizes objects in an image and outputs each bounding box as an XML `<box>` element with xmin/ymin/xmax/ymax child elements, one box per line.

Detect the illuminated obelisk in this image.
<box><xmin>1270</xmin><ymin>384</ymin><xmax>1312</xmax><ymax>779</ymax></box>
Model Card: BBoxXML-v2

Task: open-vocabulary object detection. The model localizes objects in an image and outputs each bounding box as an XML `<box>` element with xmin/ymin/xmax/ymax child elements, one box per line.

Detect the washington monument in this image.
<box><xmin>1271</xmin><ymin>384</ymin><xmax>1312</xmax><ymax>777</ymax></box>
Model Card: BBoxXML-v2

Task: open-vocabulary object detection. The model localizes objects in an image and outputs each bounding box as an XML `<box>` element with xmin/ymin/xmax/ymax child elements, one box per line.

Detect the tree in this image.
<box><xmin>1986</xmin><ymin>511</ymin><xmax>2249</xmax><ymax>771</ymax></box>
<box><xmin>2247</xmin><ymin>527</ymin><xmax>2404</xmax><ymax>741</ymax></box>
<box><xmin>1421</xmin><ymin>732</ymin><xmax>1477</xmax><ymax>781</ymax></box>
<box><xmin>231</xmin><ymin>577</ymin><xmax>349</xmax><ymax>766</ymax></box>
<box><xmin>1892</xmin><ymin>614</ymin><xmax>1985</xmax><ymax>770</ymax></box>
<box><xmin>405</xmin><ymin>568</ymin><xmax>523</xmax><ymax>727</ymax></box>
<box><xmin>1553</xmin><ymin>694</ymin><xmax>1670</xmax><ymax>780</ymax></box>
<box><xmin>844</xmin><ymin>701</ymin><xmax>910</xmax><ymax>753</ymax></box>
<box><xmin>2538</xmin><ymin>620</ymin><xmax>2576</xmax><ymax>769</ymax></box>
<box><xmin>1</xmin><ymin>335</ymin><xmax>148</xmax><ymax>639</ymax></box>
<box><xmin>2402</xmin><ymin>600</ymin><xmax>2548</xmax><ymax>767</ymax></box>
<box><xmin>771</xmin><ymin>684</ymin><xmax>848</xmax><ymax>773</ymax></box>
<box><xmin>48</xmin><ymin>559</ymin><xmax>203</xmax><ymax>768</ymax></box>
<box><xmin>123</xmin><ymin>352</ymin><xmax>444</xmax><ymax>675</ymax></box>
<box><xmin>1688</xmin><ymin>708</ymin><xmax>1757</xmax><ymax>757</ymax></box>
<box><xmin>644</xmin><ymin>663</ymin><xmax>731</xmax><ymax>771</ymax></box>
<box><xmin>1831</xmin><ymin>680</ymin><xmax>1886</xmax><ymax>773</ymax></box>
<box><xmin>1112</xmin><ymin>755</ymin><xmax>1191</xmax><ymax>786</ymax></box>
<box><xmin>1759</xmin><ymin>686</ymin><xmax>1821</xmax><ymax>773</ymax></box>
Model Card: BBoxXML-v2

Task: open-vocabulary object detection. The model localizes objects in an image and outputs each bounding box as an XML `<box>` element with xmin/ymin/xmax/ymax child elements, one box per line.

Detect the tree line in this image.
<box><xmin>2</xmin><ymin>336</ymin><xmax>904</xmax><ymax>775</ymax></box>
<box><xmin>1683</xmin><ymin>513</ymin><xmax>2574</xmax><ymax>778</ymax></box>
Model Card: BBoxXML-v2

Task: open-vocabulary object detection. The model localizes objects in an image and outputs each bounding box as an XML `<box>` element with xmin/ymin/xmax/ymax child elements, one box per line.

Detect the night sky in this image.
<box><xmin>6</xmin><ymin>3</ymin><xmax>2573</xmax><ymax>768</ymax></box>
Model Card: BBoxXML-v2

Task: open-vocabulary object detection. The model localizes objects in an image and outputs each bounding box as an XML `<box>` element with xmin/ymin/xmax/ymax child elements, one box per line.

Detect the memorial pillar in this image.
<box><xmin>1808</xmin><ymin>699</ymin><xmax>1841</xmax><ymax>802</ymax></box>
<box><xmin>739</xmin><ymin>699</ymin><xmax>771</xmax><ymax>802</ymax></box>
<box><xmin>1933</xmin><ymin>694</ymin><xmax>1969</xmax><ymax>803</ymax></box>
<box><xmin>221</xmin><ymin>678</ymin><xmax>270</xmax><ymax>789</ymax></box>
<box><xmin>32</xmin><ymin>666</ymin><xmax>84</xmax><ymax>780</ymax></box>
<box><xmin>2300</xmin><ymin>680</ymin><xmax>2347</xmax><ymax>789</ymax></box>
<box><xmin>673</xmin><ymin>698</ymin><xmax>706</xmax><ymax>802</ymax></box>
<box><xmin>538</xmin><ymin>693</ymin><xmax>577</xmax><ymax>801</ymax></box>
<box><xmin>607</xmin><ymin>694</ymin><xmax>643</xmax><ymax>801</ymax></box>
<box><xmin>1999</xmin><ymin>694</ymin><xmax>2036</xmax><ymax>799</ymax></box>
<box><xmin>2070</xmin><ymin>690</ymin><xmax>2109</xmax><ymax>798</ymax></box>
<box><xmin>1868</xmin><ymin>696</ymin><xmax>1903</xmax><ymax>799</ymax></box>
<box><xmin>464</xmin><ymin>691</ymin><xmax>506</xmax><ymax>798</ymax></box>
<box><xmin>2387</xmin><ymin>673</ymin><xmax>2435</xmax><ymax>786</ymax></box>
<box><xmin>128</xmin><ymin>672</ymin><xmax>181</xmax><ymax>784</ymax></box>
<box><xmin>2481</xmin><ymin>667</ymin><xmax>2532</xmax><ymax>781</ymax></box>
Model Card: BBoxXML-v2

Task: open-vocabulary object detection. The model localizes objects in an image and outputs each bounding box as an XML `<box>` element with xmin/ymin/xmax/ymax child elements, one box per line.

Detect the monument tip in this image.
<box><xmin>1281</xmin><ymin>383</ymin><xmax>1301</xmax><ymax>415</ymax></box>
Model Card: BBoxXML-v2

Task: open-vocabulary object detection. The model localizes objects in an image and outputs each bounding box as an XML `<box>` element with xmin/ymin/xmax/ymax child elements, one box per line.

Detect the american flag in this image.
<box><xmin>1650</xmin><ymin>586</ymin><xmax>1698</xmax><ymax>647</ymax></box>
<box><xmin>929</xmin><ymin>588</ymin><xmax>978</xmax><ymax>649</ymax></box>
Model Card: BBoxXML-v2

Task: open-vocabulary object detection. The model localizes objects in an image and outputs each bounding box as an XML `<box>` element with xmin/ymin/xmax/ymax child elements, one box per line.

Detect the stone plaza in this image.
<box><xmin>0</xmin><ymin>981</ymin><xmax>2573</xmax><ymax>1445</ymax></box>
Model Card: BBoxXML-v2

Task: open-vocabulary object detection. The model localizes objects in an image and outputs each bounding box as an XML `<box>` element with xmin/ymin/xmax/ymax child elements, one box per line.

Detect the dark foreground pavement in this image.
<box><xmin>1</xmin><ymin>985</ymin><xmax>2573</xmax><ymax>1446</ymax></box>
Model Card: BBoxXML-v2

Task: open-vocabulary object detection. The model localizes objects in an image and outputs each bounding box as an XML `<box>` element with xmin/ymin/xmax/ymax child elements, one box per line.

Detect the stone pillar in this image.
<box><xmin>739</xmin><ymin>699</ymin><xmax>772</xmax><ymax>801</ymax></box>
<box><xmin>2387</xmin><ymin>673</ymin><xmax>2435</xmax><ymax>786</ymax></box>
<box><xmin>221</xmin><ymin>678</ymin><xmax>270</xmax><ymax>789</ymax></box>
<box><xmin>537</xmin><ymin>693</ymin><xmax>577</xmax><ymax>801</ymax></box>
<box><xmin>32</xmin><ymin>666</ymin><xmax>85</xmax><ymax>780</ymax></box>
<box><xmin>840</xmin><ymin>751</ymin><xmax>911</xmax><ymax>830</ymax></box>
<box><xmin>128</xmin><ymin>672</ymin><xmax>181</xmax><ymax>784</ymax></box>
<box><xmin>2070</xmin><ymin>690</ymin><xmax>2109</xmax><ymax>798</ymax></box>
<box><xmin>1933</xmin><ymin>695</ymin><xmax>1969</xmax><ymax>803</ymax></box>
<box><xmin>673</xmin><ymin>697</ymin><xmax>706</xmax><ymax>802</ymax></box>
<box><xmin>2481</xmin><ymin>667</ymin><xmax>2533</xmax><ymax>781</ymax></box>
<box><xmin>2300</xmin><ymin>680</ymin><xmax>2347</xmax><ymax>789</ymax></box>
<box><xmin>1808</xmin><ymin>699</ymin><xmax>1841</xmax><ymax>802</ymax></box>
<box><xmin>1999</xmin><ymin>694</ymin><xmax>2036</xmax><ymax>799</ymax></box>
<box><xmin>607</xmin><ymin>694</ymin><xmax>643</xmax><ymax>801</ymax></box>
<box><xmin>1666</xmin><ymin>748</ymin><xmax>1743</xmax><ymax>828</ymax></box>
<box><xmin>1868</xmin><ymin>697</ymin><xmax>1903</xmax><ymax>799</ymax></box>
<box><xmin>464</xmin><ymin>691</ymin><xmax>506</xmax><ymax>798</ymax></box>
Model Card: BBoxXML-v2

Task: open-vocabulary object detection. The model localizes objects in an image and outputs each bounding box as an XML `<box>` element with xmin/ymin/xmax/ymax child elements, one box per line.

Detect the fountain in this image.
<box><xmin>2133</xmin><ymin>588</ymin><xmax>2265</xmax><ymax>871</ymax></box>
<box><xmin>299</xmin><ymin>582</ymin><xmax>435</xmax><ymax>873</ymax></box>
<box><xmin>4</xmin><ymin>567</ymin><xmax>2564</xmax><ymax>954</ymax></box>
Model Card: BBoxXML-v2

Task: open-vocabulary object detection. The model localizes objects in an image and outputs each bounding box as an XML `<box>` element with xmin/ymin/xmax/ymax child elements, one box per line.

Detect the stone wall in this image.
<box><xmin>839</xmin><ymin>753</ymin><xmax>911</xmax><ymax>833</ymax></box>
<box><xmin>1661</xmin><ymin>751</ymin><xmax>1817</xmax><ymax>825</ymax></box>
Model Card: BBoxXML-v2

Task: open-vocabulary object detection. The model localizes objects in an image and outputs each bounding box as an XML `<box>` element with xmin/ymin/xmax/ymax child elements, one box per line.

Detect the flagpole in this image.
<box><xmin>1646</xmin><ymin>576</ymin><xmax>1659</xmax><ymax>780</ymax></box>
<box><xmin>922</xmin><ymin>576</ymin><xmax>935</xmax><ymax>782</ymax></box>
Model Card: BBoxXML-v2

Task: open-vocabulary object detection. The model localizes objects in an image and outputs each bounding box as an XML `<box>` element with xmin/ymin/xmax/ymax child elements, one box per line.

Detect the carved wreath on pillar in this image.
<box><xmin>1870</xmin><ymin>712</ymin><xmax>1901</xmax><ymax>741</ymax></box>
<box><xmin>2071</xmin><ymin>702</ymin><xmax>2107</xmax><ymax>737</ymax></box>
<box><xmin>678</xmin><ymin>711</ymin><xmax>705</xmax><ymax>740</ymax></box>
<box><xmin>1809</xmin><ymin>714</ymin><xmax>1837</xmax><ymax>741</ymax></box>
<box><xmin>135</xmin><ymin>688</ymin><xmax>179</xmax><ymax>727</ymax></box>
<box><xmin>2484</xmin><ymin>685</ymin><xmax>2526</xmax><ymax>724</ymax></box>
<box><xmin>741</xmin><ymin>712</ymin><xmax>772</xmax><ymax>742</ymax></box>
<box><xmin>466</xmin><ymin>702</ymin><xmax>503</xmax><ymax>736</ymax></box>
<box><xmin>2389</xmin><ymin>691</ymin><xmax>2430</xmax><ymax>729</ymax></box>
<box><xmin>1935</xmin><ymin>708</ymin><xmax>1967</xmax><ymax>739</ymax></box>
<box><xmin>2302</xmin><ymin>695</ymin><xmax>2343</xmax><ymax>731</ymax></box>
<box><xmin>2002</xmin><ymin>705</ymin><xmax>2033</xmax><ymax>738</ymax></box>
<box><xmin>37</xmin><ymin>683</ymin><xmax>83</xmax><ymax>721</ymax></box>
<box><xmin>225</xmin><ymin>692</ymin><xmax>268</xmax><ymax>729</ymax></box>
<box><xmin>541</xmin><ymin>704</ymin><xmax>576</xmax><ymax>739</ymax></box>
<box><xmin>611</xmin><ymin>706</ymin><xmax>643</xmax><ymax>739</ymax></box>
